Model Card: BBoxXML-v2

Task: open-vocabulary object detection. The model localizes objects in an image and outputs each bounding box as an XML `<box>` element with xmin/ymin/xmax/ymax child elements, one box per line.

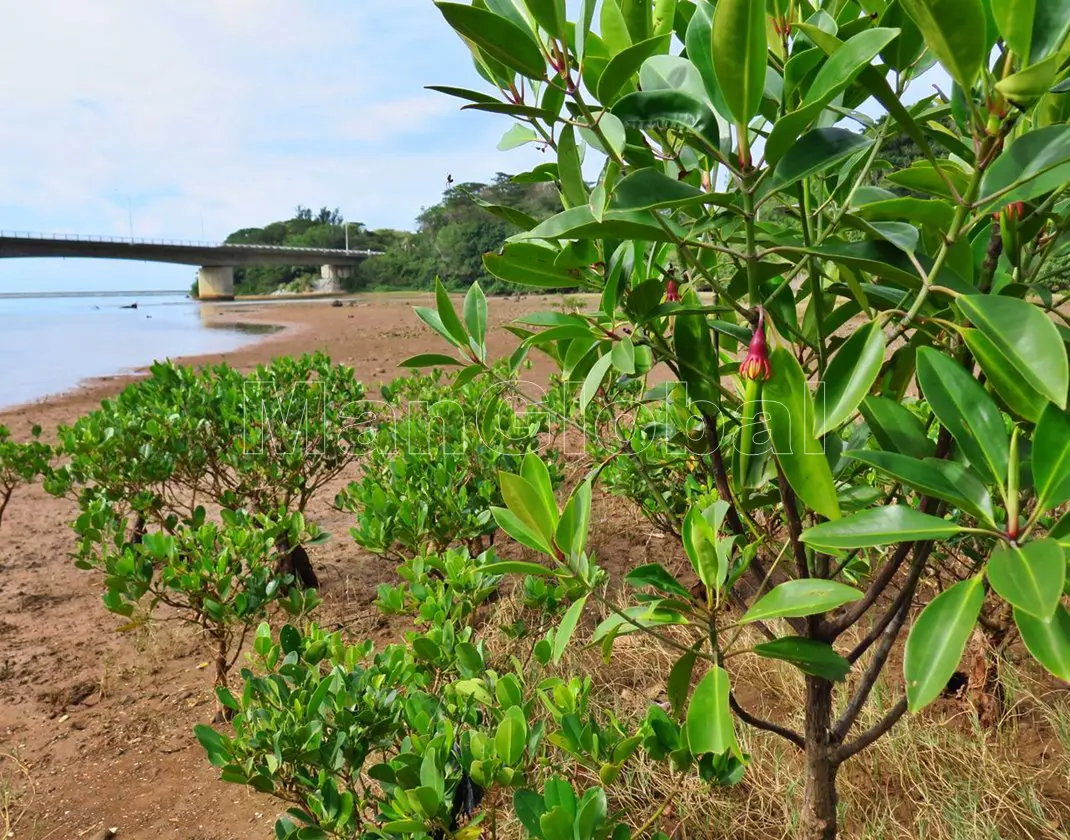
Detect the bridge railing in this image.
<box><xmin>0</xmin><ymin>230</ymin><xmax>380</xmax><ymax>256</ymax></box>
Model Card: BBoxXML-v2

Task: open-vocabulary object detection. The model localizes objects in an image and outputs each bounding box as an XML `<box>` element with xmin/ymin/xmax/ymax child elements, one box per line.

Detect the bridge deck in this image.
<box><xmin>0</xmin><ymin>231</ymin><xmax>377</xmax><ymax>266</ymax></box>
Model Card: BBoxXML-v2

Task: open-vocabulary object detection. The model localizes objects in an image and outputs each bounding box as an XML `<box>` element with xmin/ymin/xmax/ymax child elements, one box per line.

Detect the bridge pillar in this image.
<box><xmin>197</xmin><ymin>265</ymin><xmax>235</xmax><ymax>301</ymax></box>
<box><xmin>321</xmin><ymin>264</ymin><xmax>353</xmax><ymax>281</ymax></box>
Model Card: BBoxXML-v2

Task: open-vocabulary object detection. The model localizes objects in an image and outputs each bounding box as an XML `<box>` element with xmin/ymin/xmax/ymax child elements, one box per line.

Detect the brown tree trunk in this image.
<box><xmin>800</xmin><ymin>676</ymin><xmax>839</xmax><ymax>840</ymax></box>
<box><xmin>212</xmin><ymin>633</ymin><xmax>234</xmax><ymax>723</ymax></box>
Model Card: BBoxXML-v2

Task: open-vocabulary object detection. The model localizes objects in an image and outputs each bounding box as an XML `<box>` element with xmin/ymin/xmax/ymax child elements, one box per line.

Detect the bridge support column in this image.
<box><xmin>197</xmin><ymin>265</ymin><xmax>235</xmax><ymax>301</ymax></box>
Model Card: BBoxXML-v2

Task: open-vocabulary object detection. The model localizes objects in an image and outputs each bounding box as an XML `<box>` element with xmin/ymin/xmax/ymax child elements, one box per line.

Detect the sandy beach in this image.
<box><xmin>0</xmin><ymin>294</ymin><xmax>564</xmax><ymax>840</ymax></box>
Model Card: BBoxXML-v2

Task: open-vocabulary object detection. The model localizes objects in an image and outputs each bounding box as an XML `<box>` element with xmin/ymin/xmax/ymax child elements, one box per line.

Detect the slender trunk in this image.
<box><xmin>213</xmin><ymin>633</ymin><xmax>234</xmax><ymax>723</ymax></box>
<box><xmin>800</xmin><ymin>676</ymin><xmax>839</xmax><ymax>840</ymax></box>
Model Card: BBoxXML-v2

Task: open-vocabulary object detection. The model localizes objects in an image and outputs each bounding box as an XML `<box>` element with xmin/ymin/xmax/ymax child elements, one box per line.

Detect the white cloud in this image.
<box><xmin>0</xmin><ymin>1</ymin><xmax>544</xmax><ymax>290</ymax></box>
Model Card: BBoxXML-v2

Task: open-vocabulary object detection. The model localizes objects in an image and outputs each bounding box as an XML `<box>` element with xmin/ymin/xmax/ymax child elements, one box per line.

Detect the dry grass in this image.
<box><xmin>480</xmin><ymin>590</ymin><xmax>1070</xmax><ymax>840</ymax></box>
<box><xmin>0</xmin><ymin>749</ymin><xmax>36</xmax><ymax>839</ymax></box>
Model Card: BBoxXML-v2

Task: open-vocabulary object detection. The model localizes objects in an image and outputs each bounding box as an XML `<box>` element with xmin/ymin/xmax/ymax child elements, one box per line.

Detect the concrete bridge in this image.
<box><xmin>0</xmin><ymin>231</ymin><xmax>379</xmax><ymax>300</ymax></box>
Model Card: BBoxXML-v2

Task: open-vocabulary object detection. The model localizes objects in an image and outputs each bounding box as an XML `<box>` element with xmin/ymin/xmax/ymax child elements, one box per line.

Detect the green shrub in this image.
<box><xmin>0</xmin><ymin>425</ymin><xmax>51</xmax><ymax>531</ymax></box>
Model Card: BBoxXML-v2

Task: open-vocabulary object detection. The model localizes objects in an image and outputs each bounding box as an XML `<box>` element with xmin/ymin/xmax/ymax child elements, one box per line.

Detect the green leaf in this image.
<box><xmin>601</xmin><ymin>0</ymin><xmax>633</xmax><ymax>53</ymax></box>
<box><xmin>685</xmin><ymin>666</ymin><xmax>739</xmax><ymax>758</ymax></box>
<box><xmin>752</xmin><ymin>637</ymin><xmax>852</xmax><ymax>682</ymax></box>
<box><xmin>667</xmin><ymin>649</ymin><xmax>698</xmax><ymax>718</ymax></box>
<box><xmin>516</xmin><ymin>205</ymin><xmax>683</xmax><ymax>242</ymax></box>
<box><xmin>611</xmin><ymin>90</ymin><xmax>721</xmax><ymax>154</ymax></box>
<box><xmin>556</xmin><ymin>480</ymin><xmax>592</xmax><ymax>558</ymax></box>
<box><xmin>434</xmin><ymin>278</ymin><xmax>468</xmax><ymax>348</ymax></box>
<box><xmin>1015</xmin><ymin>604</ymin><xmax>1070</xmax><ymax>682</ymax></box>
<box><xmin>426</xmin><ymin>85</ymin><xmax>499</xmax><ymax>105</ymax></box>
<box><xmin>598</xmin><ymin>34</ymin><xmax>671</xmax><ymax>105</ymax></box>
<box><xmin>682</xmin><ymin>504</ymin><xmax>719</xmax><ymax>590</ymax></box>
<box><xmin>610</xmin><ymin>168</ymin><xmax>709</xmax><ymax>211</ymax></box>
<box><xmin>463</xmin><ymin>282</ymin><xmax>488</xmax><ymax>352</ymax></box>
<box><xmin>980</xmin><ymin>126</ymin><xmax>1070</xmax><ymax>211</ymax></box>
<box><xmin>501</xmin><ymin>471</ymin><xmax>556</xmax><ymax>545</ymax></box>
<box><xmin>916</xmin><ymin>347</ymin><xmax>1009</xmax><ymax>490</ymax></box>
<box><xmin>993</xmin><ymin>0</ymin><xmax>1070</xmax><ymax>63</ymax></box>
<box><xmin>514</xmin><ymin>789</ymin><xmax>548</xmax><ymax>839</ymax></box>
<box><xmin>859</xmin><ymin>396</ymin><xmax>937</xmax><ymax>460</ymax></box>
<box><xmin>639</xmin><ymin>55</ymin><xmax>708</xmax><ymax>100</ymax></box>
<box><xmin>484</xmin><ymin>244</ymin><xmax>588</xmax><ymax>288</ymax></box>
<box><xmin>580</xmin><ymin>352</ymin><xmax>615</xmax><ymax>413</ymax></box>
<box><xmin>435</xmin><ymin>3</ymin><xmax>547</xmax><ymax>79</ymax></box>
<box><xmin>765</xmin><ymin>28</ymin><xmax>900</xmax><ymax>164</ymax></box>
<box><xmin>611</xmin><ymin>336</ymin><xmax>636</xmax><ymax>374</ymax></box>
<box><xmin>499</xmin><ymin>123</ymin><xmax>539</xmax><ymax>151</ymax></box>
<box><xmin>711</xmin><ymin>0</ymin><xmax>767</xmax><ymax>125</ymax></box>
<box><xmin>766</xmin><ymin>128</ymin><xmax>874</xmax><ymax>196</ymax></box>
<box><xmin>847</xmin><ymin>450</ymin><xmax>995</xmax><ymax>525</ymax></box>
<box><xmin>495</xmin><ymin>706</ymin><xmax>528</xmax><ymax>766</ymax></box>
<box><xmin>398</xmin><ymin>353</ymin><xmax>464</xmax><ymax>368</ymax></box>
<box><xmin>763</xmin><ymin>346</ymin><xmax>841</xmax><ymax>520</ymax></box>
<box><xmin>553</xmin><ymin>595</ymin><xmax>588</xmax><ymax>663</ymax></box>
<box><xmin>558</xmin><ymin>125</ymin><xmax>587</xmax><ymax>209</ymax></box>
<box><xmin>987</xmin><ymin>539</ymin><xmax>1065</xmax><ymax>619</ymax></box>
<box><xmin>194</xmin><ymin>724</ymin><xmax>227</xmax><ymax>767</ymax></box>
<box><xmin>961</xmin><ymin>329</ymin><xmax>1049</xmax><ymax>423</ymax></box>
<box><xmin>741</xmin><ymin>579</ymin><xmax>864</xmax><ymax>623</ymax></box>
<box><xmin>904</xmin><ymin>575</ymin><xmax>985</xmax><ymax>712</ymax></box>
<box><xmin>854</xmin><ymin>196</ymin><xmax>957</xmax><ymax>232</ymax></box>
<box><xmin>685</xmin><ymin>0</ymin><xmax>733</xmax><ymax>121</ymax></box>
<box><xmin>802</xmin><ymin>505</ymin><xmax>965</xmax><ymax>551</ymax></box>
<box><xmin>1034</xmin><ymin>404</ymin><xmax>1070</xmax><ymax>511</ymax></box>
<box><xmin>958</xmin><ymin>296</ymin><xmax>1068</xmax><ymax>410</ymax></box>
<box><xmin>491</xmin><ymin>508</ymin><xmax>554</xmax><ymax>556</ymax></box>
<box><xmin>467</xmin><ymin>190</ymin><xmax>539</xmax><ymax>229</ymax></box>
<box><xmin>815</xmin><ymin>321</ymin><xmax>886</xmax><ymax>438</ymax></box>
<box><xmin>626</xmin><ymin>563</ymin><xmax>693</xmax><ymax>600</ymax></box>
<box><xmin>524</xmin><ymin>0</ymin><xmax>566</xmax><ymax>38</ymax></box>
<box><xmin>899</xmin><ymin>0</ymin><xmax>987</xmax><ymax>90</ymax></box>
<box><xmin>415</xmin><ymin>306</ymin><xmax>463</xmax><ymax>349</ymax></box>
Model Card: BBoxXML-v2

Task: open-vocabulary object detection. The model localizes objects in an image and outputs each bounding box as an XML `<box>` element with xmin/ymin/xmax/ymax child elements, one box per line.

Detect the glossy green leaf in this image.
<box><xmin>598</xmin><ymin>34</ymin><xmax>671</xmax><ymax>105</ymax></box>
<box><xmin>480</xmin><ymin>557</ymin><xmax>555</xmax><ymax>577</ymax></box>
<box><xmin>899</xmin><ymin>0</ymin><xmax>986</xmax><ymax>90</ymax></box>
<box><xmin>499</xmin><ymin>123</ymin><xmax>539</xmax><ymax>150</ymax></box>
<box><xmin>436</xmin><ymin>3</ymin><xmax>546</xmax><ymax>79</ymax></box>
<box><xmin>626</xmin><ymin>563</ymin><xmax>692</xmax><ymax>599</ymax></box>
<box><xmin>980</xmin><ymin>126</ymin><xmax>1070</xmax><ymax>211</ymax></box>
<box><xmin>639</xmin><ymin>55</ymin><xmax>708</xmax><ymax>100</ymax></box>
<box><xmin>763</xmin><ymin>346</ymin><xmax>841</xmax><ymax>520</ymax></box>
<box><xmin>611</xmin><ymin>336</ymin><xmax>636</xmax><ymax>374</ymax></box>
<box><xmin>742</xmin><ymin>580</ymin><xmax>863</xmax><ymax>623</ymax></box>
<box><xmin>466</xmin><ymin>190</ymin><xmax>539</xmax><ymax>229</ymax></box>
<box><xmin>580</xmin><ymin>352</ymin><xmax>615</xmax><ymax>413</ymax></box>
<box><xmin>463</xmin><ymin>282</ymin><xmax>488</xmax><ymax>350</ymax></box>
<box><xmin>711</xmin><ymin>0</ymin><xmax>767</xmax><ymax>125</ymax></box>
<box><xmin>752</xmin><ymin>637</ymin><xmax>852</xmax><ymax>682</ymax></box>
<box><xmin>859</xmin><ymin>396</ymin><xmax>937</xmax><ymax>460</ymax></box>
<box><xmin>500</xmin><ymin>471</ymin><xmax>555</xmax><ymax>545</ymax></box>
<box><xmin>685</xmin><ymin>0</ymin><xmax>733</xmax><ymax>121</ymax></box>
<box><xmin>553</xmin><ymin>595</ymin><xmax>588</xmax><ymax>663</ymax></box>
<box><xmin>767</xmin><ymin>128</ymin><xmax>874</xmax><ymax>195</ymax></box>
<box><xmin>765</xmin><ymin>28</ymin><xmax>899</xmax><ymax>164</ymax></box>
<box><xmin>1034</xmin><ymin>404</ymin><xmax>1070</xmax><ymax>511</ymax></box>
<box><xmin>398</xmin><ymin>353</ymin><xmax>465</xmax><ymax>368</ymax></box>
<box><xmin>904</xmin><ymin>575</ymin><xmax>985</xmax><ymax>712</ymax></box>
<box><xmin>685</xmin><ymin>666</ymin><xmax>739</xmax><ymax>757</ymax></box>
<box><xmin>854</xmin><ymin>197</ymin><xmax>957</xmax><ymax>231</ymax></box>
<box><xmin>558</xmin><ymin>125</ymin><xmax>588</xmax><ymax>209</ymax></box>
<box><xmin>961</xmin><ymin>329</ymin><xmax>1049</xmax><ymax>423</ymax></box>
<box><xmin>516</xmin><ymin>205</ymin><xmax>682</xmax><ymax>243</ymax></box>
<box><xmin>1015</xmin><ymin>604</ymin><xmax>1070</xmax><ymax>682</ymax></box>
<box><xmin>484</xmin><ymin>244</ymin><xmax>588</xmax><ymax>288</ymax></box>
<box><xmin>495</xmin><ymin>706</ymin><xmax>528</xmax><ymax>765</ymax></box>
<box><xmin>667</xmin><ymin>649</ymin><xmax>698</xmax><ymax>718</ymax></box>
<box><xmin>815</xmin><ymin>321</ymin><xmax>886</xmax><ymax>438</ymax></box>
<box><xmin>993</xmin><ymin>0</ymin><xmax>1070</xmax><ymax>63</ymax></box>
<box><xmin>916</xmin><ymin>347</ymin><xmax>1009</xmax><ymax>489</ymax></box>
<box><xmin>612</xmin><ymin>90</ymin><xmax>720</xmax><ymax>154</ymax></box>
<box><xmin>556</xmin><ymin>480</ymin><xmax>592</xmax><ymax>558</ymax></box>
<box><xmin>524</xmin><ymin>0</ymin><xmax>567</xmax><ymax>38</ymax></box>
<box><xmin>847</xmin><ymin>450</ymin><xmax>995</xmax><ymax>525</ymax></box>
<box><xmin>610</xmin><ymin>168</ymin><xmax>709</xmax><ymax>211</ymax></box>
<box><xmin>521</xmin><ymin>452</ymin><xmax>557</xmax><ymax>528</ymax></box>
<box><xmin>958</xmin><ymin>295</ymin><xmax>1068</xmax><ymax>410</ymax></box>
<box><xmin>987</xmin><ymin>539</ymin><xmax>1065</xmax><ymax>619</ymax></box>
<box><xmin>801</xmin><ymin>505</ymin><xmax>965</xmax><ymax>551</ymax></box>
<box><xmin>673</xmin><ymin>298</ymin><xmax>719</xmax><ymax>409</ymax></box>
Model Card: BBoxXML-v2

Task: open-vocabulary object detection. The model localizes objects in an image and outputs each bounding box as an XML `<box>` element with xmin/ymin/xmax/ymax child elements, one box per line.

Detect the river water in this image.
<box><xmin>0</xmin><ymin>292</ymin><xmax>278</xmax><ymax>410</ymax></box>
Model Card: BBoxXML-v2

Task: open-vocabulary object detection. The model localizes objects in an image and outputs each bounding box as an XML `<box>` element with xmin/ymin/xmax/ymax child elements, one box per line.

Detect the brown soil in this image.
<box><xmin>0</xmin><ymin>293</ymin><xmax>568</xmax><ymax>840</ymax></box>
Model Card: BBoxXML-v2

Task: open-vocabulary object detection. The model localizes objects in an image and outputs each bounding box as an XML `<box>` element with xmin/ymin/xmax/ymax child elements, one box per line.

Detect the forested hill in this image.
<box><xmin>224</xmin><ymin>175</ymin><xmax>561</xmax><ymax>295</ymax></box>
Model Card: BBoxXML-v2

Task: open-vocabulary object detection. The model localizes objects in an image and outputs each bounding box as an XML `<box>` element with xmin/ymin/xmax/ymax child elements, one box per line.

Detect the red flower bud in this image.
<box><xmin>665</xmin><ymin>276</ymin><xmax>681</xmax><ymax>303</ymax></box>
<box><xmin>739</xmin><ymin>309</ymin><xmax>772</xmax><ymax>381</ymax></box>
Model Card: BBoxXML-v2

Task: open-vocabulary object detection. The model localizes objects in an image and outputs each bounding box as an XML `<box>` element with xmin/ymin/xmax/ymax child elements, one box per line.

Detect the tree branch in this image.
<box><xmin>730</xmin><ymin>691</ymin><xmax>805</xmax><ymax>750</ymax></box>
<box><xmin>833</xmin><ymin>697</ymin><xmax>908</xmax><ymax>765</ymax></box>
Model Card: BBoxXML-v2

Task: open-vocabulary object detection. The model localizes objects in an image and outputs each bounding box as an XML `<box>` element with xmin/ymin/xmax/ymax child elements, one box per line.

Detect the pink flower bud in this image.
<box><xmin>665</xmin><ymin>276</ymin><xmax>681</xmax><ymax>303</ymax></box>
<box><xmin>739</xmin><ymin>309</ymin><xmax>771</xmax><ymax>381</ymax></box>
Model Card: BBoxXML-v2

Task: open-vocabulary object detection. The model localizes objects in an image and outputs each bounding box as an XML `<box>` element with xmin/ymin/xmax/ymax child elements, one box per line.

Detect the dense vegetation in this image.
<box><xmin>223</xmin><ymin>177</ymin><xmax>561</xmax><ymax>295</ymax></box>
<box><xmin>4</xmin><ymin>1</ymin><xmax>1070</xmax><ymax>839</ymax></box>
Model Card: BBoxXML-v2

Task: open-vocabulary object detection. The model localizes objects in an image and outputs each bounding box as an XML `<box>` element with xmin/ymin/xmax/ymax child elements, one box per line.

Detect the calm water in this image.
<box><xmin>0</xmin><ymin>292</ymin><xmax>278</xmax><ymax>409</ymax></box>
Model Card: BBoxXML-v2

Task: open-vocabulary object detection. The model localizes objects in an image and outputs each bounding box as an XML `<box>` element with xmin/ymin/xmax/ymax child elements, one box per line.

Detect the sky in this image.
<box><xmin>0</xmin><ymin>1</ymin><xmax>548</xmax><ymax>292</ymax></box>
